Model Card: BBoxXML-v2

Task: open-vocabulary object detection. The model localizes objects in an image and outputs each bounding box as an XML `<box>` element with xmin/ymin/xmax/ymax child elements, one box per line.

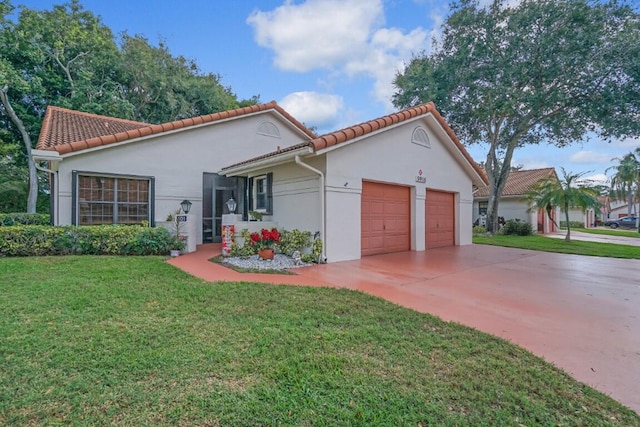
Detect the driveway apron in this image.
<box><xmin>170</xmin><ymin>244</ymin><xmax>640</xmax><ymax>413</ymax></box>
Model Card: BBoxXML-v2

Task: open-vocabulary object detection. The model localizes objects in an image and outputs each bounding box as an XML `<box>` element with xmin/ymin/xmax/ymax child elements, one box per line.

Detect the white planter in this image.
<box><xmin>170</xmin><ymin>249</ymin><xmax>181</xmax><ymax>257</ymax></box>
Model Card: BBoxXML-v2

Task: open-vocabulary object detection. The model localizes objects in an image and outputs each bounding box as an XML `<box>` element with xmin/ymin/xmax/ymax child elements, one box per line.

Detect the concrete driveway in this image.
<box><xmin>170</xmin><ymin>244</ymin><xmax>640</xmax><ymax>413</ymax></box>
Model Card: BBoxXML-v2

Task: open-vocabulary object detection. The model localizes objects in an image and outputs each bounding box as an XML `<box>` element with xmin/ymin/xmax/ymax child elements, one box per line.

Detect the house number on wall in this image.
<box><xmin>416</xmin><ymin>169</ymin><xmax>426</xmax><ymax>183</ymax></box>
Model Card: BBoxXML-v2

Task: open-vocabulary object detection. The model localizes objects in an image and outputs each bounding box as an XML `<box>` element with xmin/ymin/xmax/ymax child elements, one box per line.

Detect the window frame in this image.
<box><xmin>72</xmin><ymin>171</ymin><xmax>155</xmax><ymax>226</ymax></box>
<box><xmin>248</xmin><ymin>172</ymin><xmax>273</xmax><ymax>215</ymax></box>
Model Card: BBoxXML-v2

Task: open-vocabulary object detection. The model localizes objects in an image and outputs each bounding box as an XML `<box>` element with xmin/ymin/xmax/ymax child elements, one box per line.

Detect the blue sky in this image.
<box><xmin>18</xmin><ymin>0</ymin><xmax>640</xmax><ymax>184</ymax></box>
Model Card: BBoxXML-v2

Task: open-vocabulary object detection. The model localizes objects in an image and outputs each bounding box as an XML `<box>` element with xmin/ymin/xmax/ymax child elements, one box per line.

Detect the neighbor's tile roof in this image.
<box><xmin>223</xmin><ymin>102</ymin><xmax>487</xmax><ymax>184</ymax></box>
<box><xmin>474</xmin><ymin>167</ymin><xmax>557</xmax><ymax>198</ymax></box>
<box><xmin>36</xmin><ymin>101</ymin><xmax>316</xmax><ymax>155</ymax></box>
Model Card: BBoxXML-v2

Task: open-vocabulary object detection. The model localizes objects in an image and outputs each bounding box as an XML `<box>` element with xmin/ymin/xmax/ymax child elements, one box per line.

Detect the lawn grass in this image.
<box><xmin>474</xmin><ymin>234</ymin><xmax>640</xmax><ymax>259</ymax></box>
<box><xmin>1</xmin><ymin>256</ymin><xmax>639</xmax><ymax>426</ymax></box>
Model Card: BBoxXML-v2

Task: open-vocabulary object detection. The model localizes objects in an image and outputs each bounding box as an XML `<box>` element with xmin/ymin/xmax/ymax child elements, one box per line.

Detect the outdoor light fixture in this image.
<box><xmin>180</xmin><ymin>199</ymin><xmax>192</xmax><ymax>214</ymax></box>
<box><xmin>226</xmin><ymin>197</ymin><xmax>237</xmax><ymax>214</ymax></box>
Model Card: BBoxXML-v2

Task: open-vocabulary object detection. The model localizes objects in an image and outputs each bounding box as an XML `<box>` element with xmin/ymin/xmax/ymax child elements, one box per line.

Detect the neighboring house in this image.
<box><xmin>609</xmin><ymin>200</ymin><xmax>639</xmax><ymax>219</ymax></box>
<box><xmin>32</xmin><ymin>101</ymin><xmax>486</xmax><ymax>263</ymax></box>
<box><xmin>473</xmin><ymin>168</ymin><xmax>560</xmax><ymax>233</ymax></box>
<box><xmin>473</xmin><ymin>168</ymin><xmax>600</xmax><ymax>230</ymax></box>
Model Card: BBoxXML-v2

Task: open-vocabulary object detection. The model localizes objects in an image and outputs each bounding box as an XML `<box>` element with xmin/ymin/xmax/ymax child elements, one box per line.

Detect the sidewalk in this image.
<box><xmin>546</xmin><ymin>229</ymin><xmax>640</xmax><ymax>246</ymax></box>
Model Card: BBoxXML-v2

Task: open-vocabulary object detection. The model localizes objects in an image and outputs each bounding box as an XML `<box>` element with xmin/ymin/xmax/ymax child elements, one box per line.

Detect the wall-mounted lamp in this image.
<box><xmin>180</xmin><ymin>199</ymin><xmax>192</xmax><ymax>214</ymax></box>
<box><xmin>226</xmin><ymin>197</ymin><xmax>237</xmax><ymax>214</ymax></box>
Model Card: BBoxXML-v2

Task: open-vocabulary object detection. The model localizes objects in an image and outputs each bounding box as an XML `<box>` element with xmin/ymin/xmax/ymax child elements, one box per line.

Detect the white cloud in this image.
<box><xmin>248</xmin><ymin>0</ymin><xmax>428</xmax><ymax>108</ymax></box>
<box><xmin>570</xmin><ymin>151</ymin><xmax>615</xmax><ymax>164</ymax></box>
<box><xmin>580</xmin><ymin>173</ymin><xmax>609</xmax><ymax>186</ymax></box>
<box><xmin>611</xmin><ymin>136</ymin><xmax>640</xmax><ymax>150</ymax></box>
<box><xmin>511</xmin><ymin>156</ymin><xmax>550</xmax><ymax>170</ymax></box>
<box><xmin>247</xmin><ymin>0</ymin><xmax>384</xmax><ymax>73</ymax></box>
<box><xmin>279</xmin><ymin>91</ymin><xmax>344</xmax><ymax>130</ymax></box>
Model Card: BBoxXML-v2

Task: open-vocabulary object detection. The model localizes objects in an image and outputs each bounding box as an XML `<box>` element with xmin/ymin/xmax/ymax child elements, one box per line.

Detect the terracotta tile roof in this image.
<box><xmin>36</xmin><ymin>107</ymin><xmax>149</xmax><ymax>151</ymax></box>
<box><xmin>474</xmin><ymin>167</ymin><xmax>558</xmax><ymax>198</ymax></box>
<box><xmin>309</xmin><ymin>103</ymin><xmax>485</xmax><ymax>182</ymax></box>
<box><xmin>223</xmin><ymin>102</ymin><xmax>487</xmax><ymax>184</ymax></box>
<box><xmin>36</xmin><ymin>101</ymin><xmax>316</xmax><ymax>155</ymax></box>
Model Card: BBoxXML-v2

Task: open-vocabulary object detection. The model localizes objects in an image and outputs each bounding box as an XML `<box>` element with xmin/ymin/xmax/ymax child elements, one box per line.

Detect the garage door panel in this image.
<box><xmin>361</xmin><ymin>182</ymin><xmax>410</xmax><ymax>257</ymax></box>
<box><xmin>425</xmin><ymin>190</ymin><xmax>455</xmax><ymax>249</ymax></box>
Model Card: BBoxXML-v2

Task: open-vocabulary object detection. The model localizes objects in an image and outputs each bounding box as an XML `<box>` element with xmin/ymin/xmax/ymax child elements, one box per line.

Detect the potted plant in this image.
<box><xmin>169</xmin><ymin>235</ymin><xmax>186</xmax><ymax>257</ymax></box>
<box><xmin>249</xmin><ymin>210</ymin><xmax>263</xmax><ymax>221</ymax></box>
<box><xmin>166</xmin><ymin>209</ymin><xmax>185</xmax><ymax>256</ymax></box>
<box><xmin>249</xmin><ymin>228</ymin><xmax>281</xmax><ymax>260</ymax></box>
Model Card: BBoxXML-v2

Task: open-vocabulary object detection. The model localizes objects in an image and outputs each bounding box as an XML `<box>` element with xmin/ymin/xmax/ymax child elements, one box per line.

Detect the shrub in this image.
<box><xmin>0</xmin><ymin>225</ymin><xmax>175</xmax><ymax>257</ymax></box>
<box><xmin>0</xmin><ymin>213</ymin><xmax>50</xmax><ymax>226</ymax></box>
<box><xmin>230</xmin><ymin>229</ymin><xmax>257</xmax><ymax>257</ymax></box>
<box><xmin>560</xmin><ymin>221</ymin><xmax>585</xmax><ymax>229</ymax></box>
<box><xmin>278</xmin><ymin>229</ymin><xmax>312</xmax><ymax>256</ymax></box>
<box><xmin>500</xmin><ymin>219</ymin><xmax>533</xmax><ymax>236</ymax></box>
<box><xmin>472</xmin><ymin>225</ymin><xmax>487</xmax><ymax>235</ymax></box>
<box><xmin>228</xmin><ymin>227</ymin><xmax>324</xmax><ymax>263</ymax></box>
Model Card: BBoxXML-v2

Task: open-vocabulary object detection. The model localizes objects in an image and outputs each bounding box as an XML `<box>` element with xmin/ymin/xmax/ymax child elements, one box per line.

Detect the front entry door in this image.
<box><xmin>203</xmin><ymin>173</ymin><xmax>245</xmax><ymax>243</ymax></box>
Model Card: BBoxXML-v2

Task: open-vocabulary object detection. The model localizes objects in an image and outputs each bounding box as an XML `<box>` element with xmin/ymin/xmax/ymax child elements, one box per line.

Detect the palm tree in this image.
<box><xmin>607</xmin><ymin>152</ymin><xmax>640</xmax><ymax>218</ymax></box>
<box><xmin>525</xmin><ymin>168</ymin><xmax>601</xmax><ymax>242</ymax></box>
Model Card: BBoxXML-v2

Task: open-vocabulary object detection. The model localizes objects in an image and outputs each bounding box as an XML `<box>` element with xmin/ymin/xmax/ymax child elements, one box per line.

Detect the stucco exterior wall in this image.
<box><xmin>322</xmin><ymin>116</ymin><xmax>475</xmax><ymax>262</ymax></box>
<box><xmin>247</xmin><ymin>159</ymin><xmax>323</xmax><ymax>236</ymax></box>
<box><xmin>498</xmin><ymin>199</ymin><xmax>531</xmax><ymax>222</ymax></box>
<box><xmin>53</xmin><ymin>112</ymin><xmax>307</xmax><ymax>244</ymax></box>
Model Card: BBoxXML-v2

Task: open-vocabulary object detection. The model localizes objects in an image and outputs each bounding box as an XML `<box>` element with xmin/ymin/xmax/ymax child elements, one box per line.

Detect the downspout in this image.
<box><xmin>294</xmin><ymin>155</ymin><xmax>327</xmax><ymax>263</ymax></box>
<box><xmin>34</xmin><ymin>161</ymin><xmax>59</xmax><ymax>225</ymax></box>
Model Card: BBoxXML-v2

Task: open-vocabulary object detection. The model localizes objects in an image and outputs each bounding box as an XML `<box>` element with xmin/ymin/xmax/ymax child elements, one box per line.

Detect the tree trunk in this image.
<box><xmin>0</xmin><ymin>85</ymin><xmax>38</xmax><ymax>213</ymax></box>
<box><xmin>564</xmin><ymin>203</ymin><xmax>571</xmax><ymax>242</ymax></box>
<box><xmin>484</xmin><ymin>155</ymin><xmax>513</xmax><ymax>234</ymax></box>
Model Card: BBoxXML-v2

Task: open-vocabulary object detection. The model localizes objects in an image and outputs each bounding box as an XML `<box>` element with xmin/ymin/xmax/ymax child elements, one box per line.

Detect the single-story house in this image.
<box><xmin>32</xmin><ymin>101</ymin><xmax>486</xmax><ymax>263</ymax></box>
<box><xmin>473</xmin><ymin>168</ymin><xmax>560</xmax><ymax>233</ymax></box>
<box><xmin>473</xmin><ymin>167</ymin><xmax>600</xmax><ymax>231</ymax></box>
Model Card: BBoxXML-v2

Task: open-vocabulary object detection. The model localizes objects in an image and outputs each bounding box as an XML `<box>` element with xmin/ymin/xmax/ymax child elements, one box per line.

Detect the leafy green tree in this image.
<box><xmin>393</xmin><ymin>0</ymin><xmax>640</xmax><ymax>234</ymax></box>
<box><xmin>607</xmin><ymin>151</ymin><xmax>640</xmax><ymax>218</ymax></box>
<box><xmin>119</xmin><ymin>34</ymin><xmax>241</xmax><ymax>123</ymax></box>
<box><xmin>0</xmin><ymin>0</ymin><xmax>255</xmax><ymax>213</ymax></box>
<box><xmin>526</xmin><ymin>168</ymin><xmax>601</xmax><ymax>241</ymax></box>
<box><xmin>1</xmin><ymin>0</ymin><xmax>129</xmax><ymax>212</ymax></box>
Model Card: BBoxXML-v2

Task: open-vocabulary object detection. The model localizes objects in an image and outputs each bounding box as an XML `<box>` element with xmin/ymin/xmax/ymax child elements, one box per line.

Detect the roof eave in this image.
<box><xmin>220</xmin><ymin>146</ymin><xmax>314</xmax><ymax>177</ymax></box>
<box><xmin>32</xmin><ymin>149</ymin><xmax>62</xmax><ymax>162</ymax></box>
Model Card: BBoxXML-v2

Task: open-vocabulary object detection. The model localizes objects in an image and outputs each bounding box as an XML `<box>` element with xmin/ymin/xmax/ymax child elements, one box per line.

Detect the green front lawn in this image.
<box><xmin>474</xmin><ymin>234</ymin><xmax>640</xmax><ymax>259</ymax></box>
<box><xmin>1</xmin><ymin>256</ymin><xmax>638</xmax><ymax>425</ymax></box>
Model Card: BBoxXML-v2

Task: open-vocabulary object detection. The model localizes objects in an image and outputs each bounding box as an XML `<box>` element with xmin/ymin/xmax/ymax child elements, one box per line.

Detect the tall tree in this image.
<box><xmin>0</xmin><ymin>0</ymin><xmax>255</xmax><ymax>213</ymax></box>
<box><xmin>393</xmin><ymin>0</ymin><xmax>640</xmax><ymax>233</ymax></box>
<box><xmin>526</xmin><ymin>168</ymin><xmax>601</xmax><ymax>241</ymax></box>
<box><xmin>607</xmin><ymin>151</ymin><xmax>640</xmax><ymax>217</ymax></box>
<box><xmin>119</xmin><ymin>34</ymin><xmax>241</xmax><ymax>124</ymax></box>
<box><xmin>1</xmin><ymin>0</ymin><xmax>128</xmax><ymax>212</ymax></box>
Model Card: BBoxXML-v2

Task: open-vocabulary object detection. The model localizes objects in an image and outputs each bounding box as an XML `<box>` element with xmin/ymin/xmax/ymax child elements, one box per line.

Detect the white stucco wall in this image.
<box><xmin>53</xmin><ymin>112</ymin><xmax>308</xmax><ymax>244</ymax></box>
<box><xmin>247</xmin><ymin>159</ymin><xmax>323</xmax><ymax>236</ymax></box>
<box><xmin>498</xmin><ymin>199</ymin><xmax>531</xmax><ymax>222</ymax></box>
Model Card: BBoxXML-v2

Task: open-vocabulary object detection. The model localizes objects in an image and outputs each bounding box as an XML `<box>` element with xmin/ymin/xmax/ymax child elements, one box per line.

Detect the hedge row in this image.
<box><xmin>0</xmin><ymin>213</ymin><xmax>50</xmax><ymax>226</ymax></box>
<box><xmin>0</xmin><ymin>225</ymin><xmax>176</xmax><ymax>257</ymax></box>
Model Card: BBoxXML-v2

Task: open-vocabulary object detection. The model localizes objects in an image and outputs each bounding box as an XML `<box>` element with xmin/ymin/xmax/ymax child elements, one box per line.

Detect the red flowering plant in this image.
<box><xmin>249</xmin><ymin>228</ymin><xmax>281</xmax><ymax>251</ymax></box>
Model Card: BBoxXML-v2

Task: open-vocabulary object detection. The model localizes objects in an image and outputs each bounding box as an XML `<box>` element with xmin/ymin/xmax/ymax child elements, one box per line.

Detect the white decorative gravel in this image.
<box><xmin>221</xmin><ymin>254</ymin><xmax>312</xmax><ymax>270</ymax></box>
